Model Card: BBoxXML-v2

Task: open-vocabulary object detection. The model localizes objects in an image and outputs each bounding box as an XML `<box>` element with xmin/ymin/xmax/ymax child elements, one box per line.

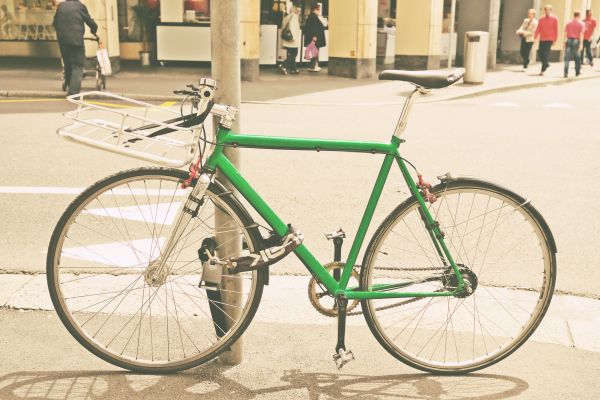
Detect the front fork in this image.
<box><xmin>151</xmin><ymin>173</ymin><xmax>211</xmax><ymax>272</ymax></box>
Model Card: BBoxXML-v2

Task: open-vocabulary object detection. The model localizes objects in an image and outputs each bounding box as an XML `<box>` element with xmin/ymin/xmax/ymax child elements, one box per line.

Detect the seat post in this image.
<box><xmin>393</xmin><ymin>86</ymin><xmax>428</xmax><ymax>139</ymax></box>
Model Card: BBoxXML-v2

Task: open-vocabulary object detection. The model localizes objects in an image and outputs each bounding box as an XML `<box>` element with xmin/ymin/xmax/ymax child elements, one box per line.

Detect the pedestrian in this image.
<box><xmin>280</xmin><ymin>4</ymin><xmax>301</xmax><ymax>75</ymax></box>
<box><xmin>535</xmin><ymin>5</ymin><xmax>559</xmax><ymax>76</ymax></box>
<box><xmin>564</xmin><ymin>11</ymin><xmax>585</xmax><ymax>78</ymax></box>
<box><xmin>516</xmin><ymin>8</ymin><xmax>538</xmax><ymax>71</ymax></box>
<box><xmin>581</xmin><ymin>9</ymin><xmax>596</xmax><ymax>66</ymax></box>
<box><xmin>303</xmin><ymin>2</ymin><xmax>326</xmax><ymax>72</ymax></box>
<box><xmin>53</xmin><ymin>0</ymin><xmax>99</xmax><ymax>96</ymax></box>
<box><xmin>0</xmin><ymin>5</ymin><xmax>14</xmax><ymax>39</ymax></box>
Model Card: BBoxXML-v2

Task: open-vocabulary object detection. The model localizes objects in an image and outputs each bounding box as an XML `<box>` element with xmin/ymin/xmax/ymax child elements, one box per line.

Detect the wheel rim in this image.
<box><xmin>50</xmin><ymin>172</ymin><xmax>260</xmax><ymax>369</ymax></box>
<box><xmin>364</xmin><ymin>185</ymin><xmax>553</xmax><ymax>371</ymax></box>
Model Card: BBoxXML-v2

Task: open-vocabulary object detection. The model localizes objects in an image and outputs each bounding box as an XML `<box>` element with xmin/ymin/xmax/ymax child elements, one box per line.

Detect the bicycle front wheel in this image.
<box><xmin>47</xmin><ymin>167</ymin><xmax>265</xmax><ymax>373</ymax></box>
<box><xmin>360</xmin><ymin>178</ymin><xmax>556</xmax><ymax>373</ymax></box>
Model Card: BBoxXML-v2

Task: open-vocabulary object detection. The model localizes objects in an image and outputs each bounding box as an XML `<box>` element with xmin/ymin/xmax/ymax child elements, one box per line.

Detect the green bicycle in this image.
<box><xmin>47</xmin><ymin>69</ymin><xmax>556</xmax><ymax>374</ymax></box>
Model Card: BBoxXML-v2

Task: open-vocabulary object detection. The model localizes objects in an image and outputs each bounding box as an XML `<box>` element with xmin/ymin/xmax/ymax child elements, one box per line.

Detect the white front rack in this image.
<box><xmin>58</xmin><ymin>92</ymin><xmax>203</xmax><ymax>167</ymax></box>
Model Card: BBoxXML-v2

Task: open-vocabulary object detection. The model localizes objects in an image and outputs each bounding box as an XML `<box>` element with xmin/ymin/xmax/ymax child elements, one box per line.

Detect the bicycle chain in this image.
<box><xmin>308</xmin><ymin>263</ymin><xmax>446</xmax><ymax>317</ymax></box>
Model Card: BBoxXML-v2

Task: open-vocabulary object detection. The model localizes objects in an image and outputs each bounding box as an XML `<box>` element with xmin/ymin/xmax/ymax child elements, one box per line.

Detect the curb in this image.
<box><xmin>2</xmin><ymin>73</ymin><xmax>600</xmax><ymax>105</ymax></box>
<box><xmin>0</xmin><ymin>90</ymin><xmax>180</xmax><ymax>102</ymax></box>
<box><xmin>426</xmin><ymin>72</ymin><xmax>600</xmax><ymax>103</ymax></box>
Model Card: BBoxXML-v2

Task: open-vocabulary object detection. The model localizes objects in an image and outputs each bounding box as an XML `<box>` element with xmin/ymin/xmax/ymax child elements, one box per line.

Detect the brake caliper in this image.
<box><xmin>417</xmin><ymin>173</ymin><xmax>438</xmax><ymax>203</ymax></box>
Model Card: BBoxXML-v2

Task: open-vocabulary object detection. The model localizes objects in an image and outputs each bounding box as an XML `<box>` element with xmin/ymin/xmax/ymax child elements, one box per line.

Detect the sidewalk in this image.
<box><xmin>1</xmin><ymin>274</ymin><xmax>600</xmax><ymax>399</ymax></box>
<box><xmin>1</xmin><ymin>58</ymin><xmax>600</xmax><ymax>103</ymax></box>
<box><xmin>2</xmin><ymin>273</ymin><xmax>600</xmax><ymax>353</ymax></box>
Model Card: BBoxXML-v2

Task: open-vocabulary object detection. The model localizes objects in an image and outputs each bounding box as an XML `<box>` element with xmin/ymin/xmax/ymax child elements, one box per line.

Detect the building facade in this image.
<box><xmin>1</xmin><ymin>0</ymin><xmax>598</xmax><ymax>78</ymax></box>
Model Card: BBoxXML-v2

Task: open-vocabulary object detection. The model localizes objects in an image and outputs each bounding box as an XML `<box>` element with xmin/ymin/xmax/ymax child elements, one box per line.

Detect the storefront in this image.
<box><xmin>154</xmin><ymin>0</ymin><xmax>329</xmax><ymax>66</ymax></box>
<box><xmin>0</xmin><ymin>0</ymin><xmax>119</xmax><ymax>61</ymax></box>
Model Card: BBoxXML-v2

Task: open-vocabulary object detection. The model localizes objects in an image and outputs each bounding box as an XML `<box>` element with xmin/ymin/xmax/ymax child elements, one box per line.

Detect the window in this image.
<box><xmin>0</xmin><ymin>0</ymin><xmax>58</xmax><ymax>41</ymax></box>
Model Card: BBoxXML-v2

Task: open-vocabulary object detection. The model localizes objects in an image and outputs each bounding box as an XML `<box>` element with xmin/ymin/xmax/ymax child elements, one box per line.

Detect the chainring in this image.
<box><xmin>307</xmin><ymin>262</ymin><xmax>361</xmax><ymax>317</ymax></box>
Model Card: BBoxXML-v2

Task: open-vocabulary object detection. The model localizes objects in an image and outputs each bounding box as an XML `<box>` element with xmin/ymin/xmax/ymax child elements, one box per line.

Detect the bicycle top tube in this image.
<box><xmin>216</xmin><ymin>130</ymin><xmax>403</xmax><ymax>155</ymax></box>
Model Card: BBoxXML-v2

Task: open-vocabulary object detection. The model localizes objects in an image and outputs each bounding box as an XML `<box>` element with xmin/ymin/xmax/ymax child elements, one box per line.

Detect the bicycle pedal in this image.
<box><xmin>333</xmin><ymin>348</ymin><xmax>355</xmax><ymax>370</ymax></box>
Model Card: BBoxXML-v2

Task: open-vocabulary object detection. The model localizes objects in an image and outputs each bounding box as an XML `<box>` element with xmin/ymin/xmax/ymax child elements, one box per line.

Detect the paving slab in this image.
<box><xmin>2</xmin><ymin>273</ymin><xmax>599</xmax><ymax>353</ymax></box>
<box><xmin>568</xmin><ymin>319</ymin><xmax>600</xmax><ymax>353</ymax></box>
<box><xmin>0</xmin><ymin>274</ymin><xmax>34</xmax><ymax>306</ymax></box>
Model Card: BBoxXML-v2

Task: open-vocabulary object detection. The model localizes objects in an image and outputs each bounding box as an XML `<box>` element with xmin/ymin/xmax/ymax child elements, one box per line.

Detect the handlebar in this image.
<box><xmin>173</xmin><ymin>79</ymin><xmax>237</xmax><ymax>129</ymax></box>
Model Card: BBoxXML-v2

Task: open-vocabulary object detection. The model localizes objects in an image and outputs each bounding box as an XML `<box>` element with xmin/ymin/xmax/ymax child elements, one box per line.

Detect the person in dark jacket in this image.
<box><xmin>303</xmin><ymin>2</ymin><xmax>326</xmax><ymax>72</ymax></box>
<box><xmin>53</xmin><ymin>0</ymin><xmax>98</xmax><ymax>95</ymax></box>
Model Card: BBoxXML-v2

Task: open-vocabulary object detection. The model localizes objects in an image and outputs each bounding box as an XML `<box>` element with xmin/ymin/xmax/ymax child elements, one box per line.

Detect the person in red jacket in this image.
<box><xmin>535</xmin><ymin>5</ymin><xmax>559</xmax><ymax>76</ymax></box>
<box><xmin>581</xmin><ymin>9</ymin><xmax>597</xmax><ymax>66</ymax></box>
<box><xmin>564</xmin><ymin>11</ymin><xmax>585</xmax><ymax>77</ymax></box>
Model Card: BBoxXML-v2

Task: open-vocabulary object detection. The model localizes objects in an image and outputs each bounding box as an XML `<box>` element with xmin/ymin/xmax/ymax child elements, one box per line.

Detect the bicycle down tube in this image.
<box><xmin>203</xmin><ymin>127</ymin><xmax>464</xmax><ymax>300</ymax></box>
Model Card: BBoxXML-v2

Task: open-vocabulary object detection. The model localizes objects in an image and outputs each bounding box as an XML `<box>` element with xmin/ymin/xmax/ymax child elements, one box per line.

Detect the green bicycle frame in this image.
<box><xmin>204</xmin><ymin>127</ymin><xmax>465</xmax><ymax>300</ymax></box>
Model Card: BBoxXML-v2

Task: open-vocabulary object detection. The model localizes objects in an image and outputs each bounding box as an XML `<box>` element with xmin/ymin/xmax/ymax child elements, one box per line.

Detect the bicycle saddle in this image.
<box><xmin>379</xmin><ymin>68</ymin><xmax>464</xmax><ymax>89</ymax></box>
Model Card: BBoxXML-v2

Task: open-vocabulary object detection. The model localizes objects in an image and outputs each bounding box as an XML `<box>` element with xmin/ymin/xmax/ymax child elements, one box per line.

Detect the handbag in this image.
<box><xmin>96</xmin><ymin>48</ymin><xmax>112</xmax><ymax>76</ymax></box>
<box><xmin>304</xmin><ymin>41</ymin><xmax>318</xmax><ymax>60</ymax></box>
<box><xmin>281</xmin><ymin>16</ymin><xmax>294</xmax><ymax>41</ymax></box>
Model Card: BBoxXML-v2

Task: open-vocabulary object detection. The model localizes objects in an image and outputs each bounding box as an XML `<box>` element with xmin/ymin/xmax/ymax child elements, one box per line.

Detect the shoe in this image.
<box><xmin>564</xmin><ymin>74</ymin><xmax>568</xmax><ymax>78</ymax></box>
<box><xmin>308</xmin><ymin>68</ymin><xmax>319</xmax><ymax>72</ymax></box>
<box><xmin>539</xmin><ymin>71</ymin><xmax>545</xmax><ymax>76</ymax></box>
<box><xmin>281</xmin><ymin>67</ymin><xmax>288</xmax><ymax>75</ymax></box>
<box><xmin>290</xmin><ymin>70</ymin><xmax>299</xmax><ymax>74</ymax></box>
<box><xmin>314</xmin><ymin>66</ymin><xmax>321</xmax><ymax>72</ymax></box>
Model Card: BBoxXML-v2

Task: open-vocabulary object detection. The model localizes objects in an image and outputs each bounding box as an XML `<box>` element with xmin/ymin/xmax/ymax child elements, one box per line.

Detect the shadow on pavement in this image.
<box><xmin>0</xmin><ymin>367</ymin><xmax>528</xmax><ymax>399</ymax></box>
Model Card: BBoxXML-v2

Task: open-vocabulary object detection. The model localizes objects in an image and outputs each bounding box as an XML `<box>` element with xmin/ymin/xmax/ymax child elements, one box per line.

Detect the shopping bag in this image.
<box><xmin>96</xmin><ymin>48</ymin><xmax>112</xmax><ymax>76</ymax></box>
<box><xmin>304</xmin><ymin>41</ymin><xmax>318</xmax><ymax>60</ymax></box>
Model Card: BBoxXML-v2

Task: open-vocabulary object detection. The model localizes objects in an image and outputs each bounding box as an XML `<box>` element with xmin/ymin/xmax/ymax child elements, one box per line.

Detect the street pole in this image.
<box><xmin>211</xmin><ymin>0</ymin><xmax>243</xmax><ymax>365</ymax></box>
<box><xmin>448</xmin><ymin>0</ymin><xmax>456</xmax><ymax>68</ymax></box>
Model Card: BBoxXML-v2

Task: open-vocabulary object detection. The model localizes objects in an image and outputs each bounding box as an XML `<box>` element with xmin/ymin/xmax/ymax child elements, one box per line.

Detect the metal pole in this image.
<box><xmin>211</xmin><ymin>0</ymin><xmax>243</xmax><ymax>365</ymax></box>
<box><xmin>448</xmin><ymin>0</ymin><xmax>457</xmax><ymax>68</ymax></box>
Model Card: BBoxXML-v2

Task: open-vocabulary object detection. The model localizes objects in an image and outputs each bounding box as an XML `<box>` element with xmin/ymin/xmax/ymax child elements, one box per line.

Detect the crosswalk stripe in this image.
<box><xmin>62</xmin><ymin>237</ymin><xmax>165</xmax><ymax>268</ymax></box>
<box><xmin>0</xmin><ymin>186</ymin><xmax>188</xmax><ymax>196</ymax></box>
<box><xmin>83</xmin><ymin>202</ymin><xmax>181</xmax><ymax>225</ymax></box>
<box><xmin>544</xmin><ymin>102</ymin><xmax>574</xmax><ymax>108</ymax></box>
<box><xmin>490</xmin><ymin>101</ymin><xmax>519</xmax><ymax>107</ymax></box>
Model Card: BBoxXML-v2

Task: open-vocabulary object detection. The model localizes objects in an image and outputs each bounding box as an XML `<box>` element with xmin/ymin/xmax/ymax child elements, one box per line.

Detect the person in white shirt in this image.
<box><xmin>280</xmin><ymin>5</ymin><xmax>301</xmax><ymax>74</ymax></box>
<box><xmin>516</xmin><ymin>8</ymin><xmax>538</xmax><ymax>71</ymax></box>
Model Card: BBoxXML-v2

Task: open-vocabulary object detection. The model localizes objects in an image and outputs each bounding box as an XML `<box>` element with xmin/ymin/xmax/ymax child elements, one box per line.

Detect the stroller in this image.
<box><xmin>61</xmin><ymin>36</ymin><xmax>109</xmax><ymax>92</ymax></box>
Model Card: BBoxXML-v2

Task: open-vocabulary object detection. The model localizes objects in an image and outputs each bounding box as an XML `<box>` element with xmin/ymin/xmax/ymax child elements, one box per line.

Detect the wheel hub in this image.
<box><xmin>441</xmin><ymin>264</ymin><xmax>478</xmax><ymax>298</ymax></box>
<box><xmin>144</xmin><ymin>259</ymin><xmax>169</xmax><ymax>287</ymax></box>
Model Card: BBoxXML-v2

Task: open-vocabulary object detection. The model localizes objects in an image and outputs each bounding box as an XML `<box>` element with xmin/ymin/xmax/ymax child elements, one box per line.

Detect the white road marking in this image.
<box><xmin>490</xmin><ymin>101</ymin><xmax>519</xmax><ymax>107</ymax></box>
<box><xmin>83</xmin><ymin>202</ymin><xmax>181</xmax><ymax>225</ymax></box>
<box><xmin>0</xmin><ymin>186</ymin><xmax>188</xmax><ymax>196</ymax></box>
<box><xmin>544</xmin><ymin>102</ymin><xmax>574</xmax><ymax>109</ymax></box>
<box><xmin>62</xmin><ymin>237</ymin><xmax>165</xmax><ymax>268</ymax></box>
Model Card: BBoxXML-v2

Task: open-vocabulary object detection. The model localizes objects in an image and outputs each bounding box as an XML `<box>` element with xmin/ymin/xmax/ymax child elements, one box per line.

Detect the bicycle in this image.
<box><xmin>47</xmin><ymin>69</ymin><xmax>557</xmax><ymax>375</ymax></box>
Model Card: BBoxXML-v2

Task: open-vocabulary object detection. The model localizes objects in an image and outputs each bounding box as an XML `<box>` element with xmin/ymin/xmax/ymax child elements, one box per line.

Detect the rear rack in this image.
<box><xmin>58</xmin><ymin>92</ymin><xmax>203</xmax><ymax>167</ymax></box>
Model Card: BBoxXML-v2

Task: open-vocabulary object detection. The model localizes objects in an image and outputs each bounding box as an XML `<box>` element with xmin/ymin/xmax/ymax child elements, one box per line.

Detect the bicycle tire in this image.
<box><xmin>360</xmin><ymin>177</ymin><xmax>556</xmax><ymax>374</ymax></box>
<box><xmin>47</xmin><ymin>167</ymin><xmax>265</xmax><ymax>373</ymax></box>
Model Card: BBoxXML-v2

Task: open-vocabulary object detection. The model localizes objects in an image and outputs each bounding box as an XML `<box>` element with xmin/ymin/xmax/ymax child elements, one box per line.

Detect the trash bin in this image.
<box><xmin>463</xmin><ymin>31</ymin><xmax>489</xmax><ymax>84</ymax></box>
<box><xmin>377</xmin><ymin>29</ymin><xmax>396</xmax><ymax>65</ymax></box>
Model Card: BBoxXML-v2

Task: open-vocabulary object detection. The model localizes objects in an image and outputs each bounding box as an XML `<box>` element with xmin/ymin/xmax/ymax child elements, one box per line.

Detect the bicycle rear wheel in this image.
<box><xmin>47</xmin><ymin>167</ymin><xmax>265</xmax><ymax>373</ymax></box>
<box><xmin>360</xmin><ymin>178</ymin><xmax>556</xmax><ymax>373</ymax></box>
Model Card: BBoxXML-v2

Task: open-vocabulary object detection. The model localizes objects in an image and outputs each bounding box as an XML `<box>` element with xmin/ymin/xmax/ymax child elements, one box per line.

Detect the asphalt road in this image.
<box><xmin>0</xmin><ymin>78</ymin><xmax>598</xmax><ymax>299</ymax></box>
